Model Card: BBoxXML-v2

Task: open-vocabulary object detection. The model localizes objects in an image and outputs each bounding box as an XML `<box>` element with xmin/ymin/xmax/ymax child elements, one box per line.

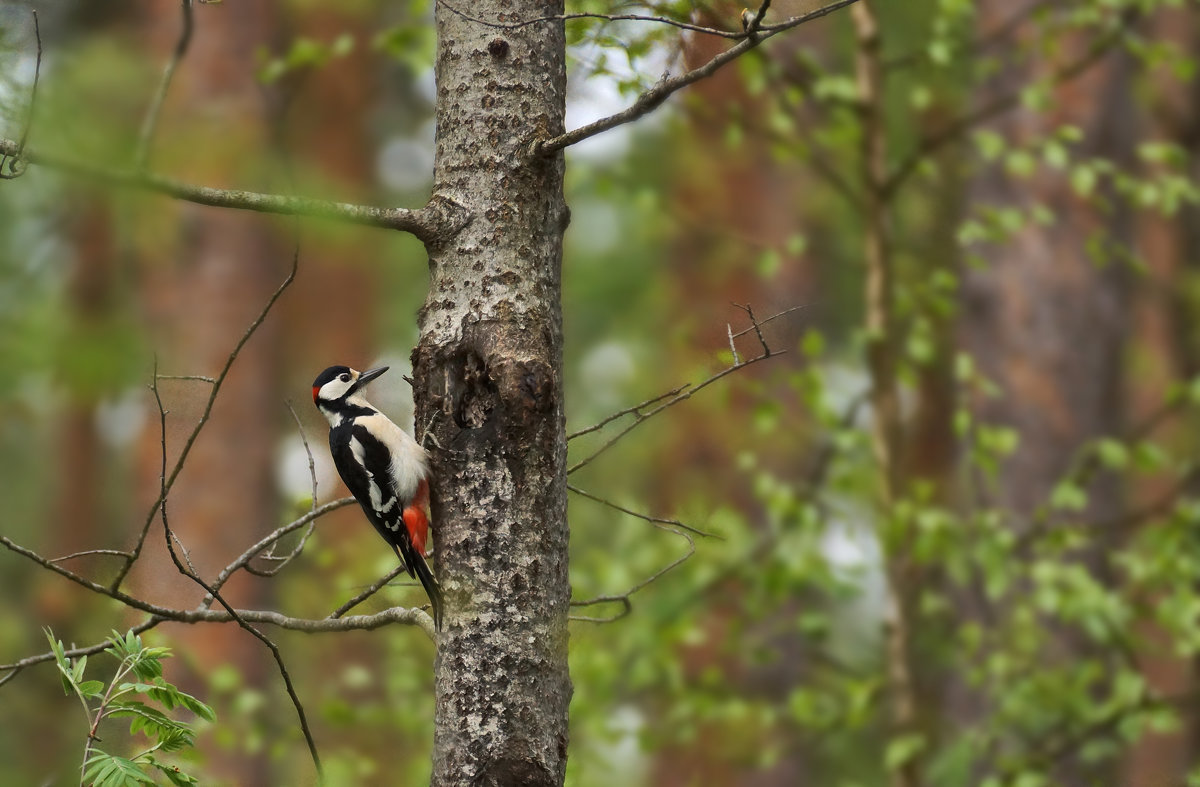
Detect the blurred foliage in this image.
<box><xmin>1</xmin><ymin>0</ymin><xmax>1200</xmax><ymax>786</ymax></box>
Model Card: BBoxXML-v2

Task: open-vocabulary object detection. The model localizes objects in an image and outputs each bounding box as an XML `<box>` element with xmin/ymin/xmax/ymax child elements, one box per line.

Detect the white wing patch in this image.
<box><xmin>350</xmin><ymin>435</ymin><xmax>399</xmax><ymax>527</ymax></box>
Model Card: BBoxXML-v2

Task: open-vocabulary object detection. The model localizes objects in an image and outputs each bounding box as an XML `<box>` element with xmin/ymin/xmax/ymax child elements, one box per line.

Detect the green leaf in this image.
<box><xmin>974</xmin><ymin>130</ymin><xmax>1005</xmax><ymax>161</ymax></box>
<box><xmin>107</xmin><ymin>700</ymin><xmax>195</xmax><ymax>747</ymax></box>
<box><xmin>1071</xmin><ymin>164</ymin><xmax>1097</xmax><ymax>197</ymax></box>
<box><xmin>121</xmin><ymin>679</ymin><xmax>215</xmax><ymax>722</ymax></box>
<box><xmin>1095</xmin><ymin>438</ymin><xmax>1129</xmax><ymax>470</ymax></box>
<box><xmin>72</xmin><ymin>654</ymin><xmax>88</xmax><ymax>684</ymax></box>
<box><xmin>149</xmin><ymin>758</ymin><xmax>200</xmax><ymax>786</ymax></box>
<box><xmin>77</xmin><ymin>680</ymin><xmax>106</xmax><ymax>698</ymax></box>
<box><xmin>885</xmin><ymin>732</ymin><xmax>927</xmax><ymax>771</ymax></box>
<box><xmin>1050</xmin><ymin>481</ymin><xmax>1088</xmax><ymax>512</ymax></box>
<box><xmin>84</xmin><ymin>751</ymin><xmax>157</xmax><ymax>786</ymax></box>
<box><xmin>44</xmin><ymin>628</ymin><xmax>75</xmax><ymax>696</ymax></box>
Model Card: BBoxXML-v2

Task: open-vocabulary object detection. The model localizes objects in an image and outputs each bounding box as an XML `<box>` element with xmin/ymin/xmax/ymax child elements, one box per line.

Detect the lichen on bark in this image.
<box><xmin>414</xmin><ymin>2</ymin><xmax>572</xmax><ymax>785</ymax></box>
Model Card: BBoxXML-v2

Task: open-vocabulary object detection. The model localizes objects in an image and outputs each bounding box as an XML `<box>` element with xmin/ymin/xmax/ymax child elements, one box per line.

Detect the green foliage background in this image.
<box><xmin>2</xmin><ymin>1</ymin><xmax>1200</xmax><ymax>785</ymax></box>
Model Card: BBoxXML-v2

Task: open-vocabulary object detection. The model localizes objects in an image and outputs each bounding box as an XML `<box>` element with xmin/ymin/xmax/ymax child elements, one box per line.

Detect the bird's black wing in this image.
<box><xmin>329</xmin><ymin>423</ymin><xmax>412</xmax><ymax>573</ymax></box>
<box><xmin>329</xmin><ymin>423</ymin><xmax>443</xmax><ymax>628</ymax></box>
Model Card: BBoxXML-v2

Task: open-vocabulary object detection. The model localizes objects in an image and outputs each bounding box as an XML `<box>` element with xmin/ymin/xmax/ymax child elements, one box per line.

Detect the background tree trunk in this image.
<box><xmin>415</xmin><ymin>2</ymin><xmax>572</xmax><ymax>785</ymax></box>
<box><xmin>128</xmin><ymin>5</ymin><xmax>285</xmax><ymax>783</ymax></box>
<box><xmin>956</xmin><ymin>4</ymin><xmax>1136</xmax><ymax>783</ymax></box>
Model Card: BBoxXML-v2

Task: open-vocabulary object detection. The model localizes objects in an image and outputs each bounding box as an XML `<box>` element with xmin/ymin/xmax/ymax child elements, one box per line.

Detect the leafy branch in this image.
<box><xmin>47</xmin><ymin>628</ymin><xmax>214</xmax><ymax>787</ymax></box>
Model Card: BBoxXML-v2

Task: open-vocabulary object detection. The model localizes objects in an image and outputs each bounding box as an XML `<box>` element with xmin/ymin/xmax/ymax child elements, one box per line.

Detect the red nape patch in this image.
<box><xmin>312</xmin><ymin>386</ymin><xmax>321</xmax><ymax>404</ymax></box>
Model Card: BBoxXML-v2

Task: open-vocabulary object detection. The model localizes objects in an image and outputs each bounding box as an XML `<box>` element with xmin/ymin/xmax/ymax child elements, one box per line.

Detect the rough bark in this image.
<box><xmin>414</xmin><ymin>2</ymin><xmax>571</xmax><ymax>785</ymax></box>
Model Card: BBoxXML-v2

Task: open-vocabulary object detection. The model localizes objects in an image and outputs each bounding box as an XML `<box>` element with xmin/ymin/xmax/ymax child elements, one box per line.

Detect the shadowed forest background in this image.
<box><xmin>3</xmin><ymin>1</ymin><xmax>1200</xmax><ymax>785</ymax></box>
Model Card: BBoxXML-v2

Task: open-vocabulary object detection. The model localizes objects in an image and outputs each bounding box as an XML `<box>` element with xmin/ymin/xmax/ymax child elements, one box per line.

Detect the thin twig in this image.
<box><xmin>2</xmin><ymin>535</ymin><xmax>170</xmax><ymax>617</ymax></box>
<box><xmin>0</xmin><ymin>10</ymin><xmax>42</xmax><ymax>180</ymax></box>
<box><xmin>135</xmin><ymin>0</ymin><xmax>194</xmax><ymax>170</ymax></box>
<box><xmin>744</xmin><ymin>0</ymin><xmax>774</xmax><ymax>36</ymax></box>
<box><xmin>247</xmin><ymin>400</ymin><xmax>321</xmax><ymax>576</ymax></box>
<box><xmin>732</xmin><ymin>302</ymin><xmax>770</xmax><ymax>356</ymax></box>
<box><xmin>2</xmin><ymin>619</ymin><xmax>167</xmax><ymax>684</ymax></box>
<box><xmin>728</xmin><ymin>303</ymin><xmax>810</xmax><ymax>340</ymax></box>
<box><xmin>151</xmin><ymin>361</ymin><xmax>323</xmax><ymax>777</ymax></box>
<box><xmin>569</xmin><ymin>303</ymin><xmax>794</xmax><ymax>466</ymax></box>
<box><xmin>568</xmin><ymin>384</ymin><xmax>690</xmax><ymax>441</ymax></box>
<box><xmin>437</xmin><ymin>0</ymin><xmax>743</xmax><ymax>39</ymax></box>
<box><xmin>567</xmin><ymin>484</ymin><xmax>721</xmax><ymax>539</ymax></box>
<box><xmin>328</xmin><ymin>564</ymin><xmax>410</xmax><ymax>620</ymax></box>
<box><xmin>570</xmin><ymin>525</ymin><xmax>696</xmax><ymax>624</ymax></box>
<box><xmin>535</xmin><ymin>0</ymin><xmax>863</xmax><ymax>156</ymax></box>
<box><xmin>568</xmin><ymin>349</ymin><xmax>782</xmax><ymax>475</ymax></box>
<box><xmin>204</xmin><ymin>498</ymin><xmax>356</xmax><ymax>604</ymax></box>
<box><xmin>155</xmin><ymin>374</ymin><xmax>216</xmax><ymax>383</ymax></box>
<box><xmin>147</xmin><ymin>245</ymin><xmax>322</xmax><ymax>774</ymax></box>
<box><xmin>111</xmin><ymin>247</ymin><xmax>299</xmax><ymax>591</ymax></box>
<box><xmin>49</xmin><ymin>548</ymin><xmax>133</xmax><ymax>564</ymax></box>
<box><xmin>0</xmin><ymin>536</ymin><xmax>432</xmax><ymax>636</ymax></box>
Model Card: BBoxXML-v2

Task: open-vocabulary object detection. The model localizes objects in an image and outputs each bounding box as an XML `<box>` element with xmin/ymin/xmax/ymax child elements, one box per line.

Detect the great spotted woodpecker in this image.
<box><xmin>312</xmin><ymin>365</ymin><xmax>442</xmax><ymax>630</ymax></box>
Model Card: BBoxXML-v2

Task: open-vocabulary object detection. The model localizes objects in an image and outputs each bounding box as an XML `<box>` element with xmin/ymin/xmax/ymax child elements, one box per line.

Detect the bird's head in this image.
<box><xmin>312</xmin><ymin>365</ymin><xmax>388</xmax><ymax>414</ymax></box>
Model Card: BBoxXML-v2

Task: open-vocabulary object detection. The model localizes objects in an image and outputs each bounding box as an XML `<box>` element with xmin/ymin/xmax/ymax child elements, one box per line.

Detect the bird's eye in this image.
<box><xmin>339</xmin><ymin>374</ymin><xmax>350</xmax><ymax>383</ymax></box>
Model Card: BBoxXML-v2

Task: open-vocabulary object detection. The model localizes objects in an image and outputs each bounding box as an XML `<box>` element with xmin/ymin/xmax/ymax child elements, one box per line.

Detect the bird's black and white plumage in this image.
<box><xmin>313</xmin><ymin>364</ymin><xmax>442</xmax><ymax>629</ymax></box>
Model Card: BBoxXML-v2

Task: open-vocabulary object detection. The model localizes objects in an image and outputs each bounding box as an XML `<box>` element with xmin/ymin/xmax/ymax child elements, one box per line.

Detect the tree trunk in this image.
<box><xmin>128</xmin><ymin>5</ymin><xmax>284</xmax><ymax>784</ymax></box>
<box><xmin>1125</xmin><ymin>7</ymin><xmax>1200</xmax><ymax>784</ymax></box>
<box><xmin>415</xmin><ymin>3</ymin><xmax>572</xmax><ymax>785</ymax></box>
<box><xmin>957</xmin><ymin>4</ymin><xmax>1136</xmax><ymax>783</ymax></box>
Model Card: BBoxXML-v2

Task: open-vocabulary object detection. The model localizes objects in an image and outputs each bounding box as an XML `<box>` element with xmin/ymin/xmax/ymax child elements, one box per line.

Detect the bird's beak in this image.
<box><xmin>353</xmin><ymin>366</ymin><xmax>389</xmax><ymax>392</ymax></box>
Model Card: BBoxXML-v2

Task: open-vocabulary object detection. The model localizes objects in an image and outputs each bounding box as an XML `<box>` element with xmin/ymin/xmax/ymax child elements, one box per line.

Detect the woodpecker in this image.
<box><xmin>312</xmin><ymin>364</ymin><xmax>442</xmax><ymax>630</ymax></box>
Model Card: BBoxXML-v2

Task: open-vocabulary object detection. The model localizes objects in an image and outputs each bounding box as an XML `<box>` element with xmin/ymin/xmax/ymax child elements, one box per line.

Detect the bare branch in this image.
<box><xmin>1</xmin><ymin>618</ymin><xmax>166</xmax><ymax>679</ymax></box>
<box><xmin>567</xmin><ymin>484</ymin><xmax>720</xmax><ymax>540</ymax></box>
<box><xmin>570</xmin><ymin>524</ymin><xmax>696</xmax><ymax>624</ymax></box>
<box><xmin>0</xmin><ymin>10</ymin><xmax>42</xmax><ymax>180</ymax></box>
<box><xmin>732</xmin><ymin>302</ymin><xmax>770</xmax><ymax>357</ymax></box>
<box><xmin>534</xmin><ymin>0</ymin><xmax>863</xmax><ymax>156</ymax></box>
<box><xmin>0</xmin><ymin>604</ymin><xmax>434</xmax><ymax>684</ymax></box>
<box><xmin>568</xmin><ymin>383</ymin><xmax>690</xmax><ymax>441</ymax></box>
<box><xmin>135</xmin><ymin>0</ymin><xmax>194</xmax><ymax>170</ymax></box>
<box><xmin>246</xmin><ymin>400</ymin><xmax>321</xmax><ymax>577</ymax></box>
<box><xmin>2</xmin><ymin>535</ymin><xmax>171</xmax><ymax>617</ymax></box>
<box><xmin>728</xmin><ymin>303</ymin><xmax>810</xmax><ymax>340</ymax></box>
<box><xmin>49</xmin><ymin>548</ymin><xmax>133</xmax><ymax>564</ymax></box>
<box><xmin>155</xmin><ymin>374</ymin><xmax>216</xmax><ymax>383</ymax></box>
<box><xmin>328</xmin><ymin>564</ymin><xmax>410</xmax><ymax>620</ymax></box>
<box><xmin>206</xmin><ymin>497</ymin><xmax>356</xmax><ymax>602</ymax></box>
<box><xmin>150</xmin><ymin>261</ymin><xmax>321</xmax><ymax>776</ymax></box>
<box><xmin>437</xmin><ymin>0</ymin><xmax>743</xmax><ymax>39</ymax></box>
<box><xmin>568</xmin><ymin>348</ymin><xmax>782</xmax><ymax>475</ymax></box>
<box><xmin>742</xmin><ymin>0</ymin><xmax>774</xmax><ymax>37</ymax></box>
<box><xmin>0</xmin><ymin>137</ymin><xmax>467</xmax><ymax>243</ymax></box>
<box><xmin>568</xmin><ymin>303</ymin><xmax>803</xmax><ymax>469</ymax></box>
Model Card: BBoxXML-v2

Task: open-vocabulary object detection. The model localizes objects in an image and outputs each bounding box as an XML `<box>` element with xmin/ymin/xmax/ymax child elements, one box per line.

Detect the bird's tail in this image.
<box><xmin>398</xmin><ymin>542</ymin><xmax>443</xmax><ymax>630</ymax></box>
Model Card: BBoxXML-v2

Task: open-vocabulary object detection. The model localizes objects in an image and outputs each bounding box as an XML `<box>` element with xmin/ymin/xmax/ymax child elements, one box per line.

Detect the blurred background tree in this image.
<box><xmin>3</xmin><ymin>1</ymin><xmax>1200</xmax><ymax>786</ymax></box>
